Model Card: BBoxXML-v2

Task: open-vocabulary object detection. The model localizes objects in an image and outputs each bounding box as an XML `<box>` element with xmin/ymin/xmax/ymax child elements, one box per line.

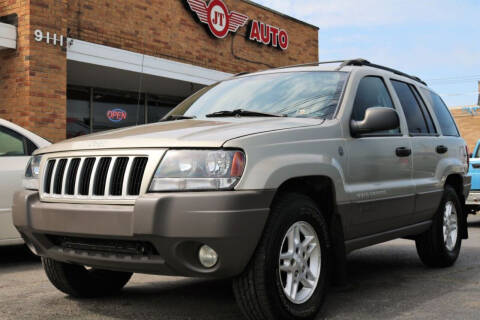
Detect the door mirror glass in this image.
<box><xmin>350</xmin><ymin>107</ymin><xmax>400</xmax><ymax>137</ymax></box>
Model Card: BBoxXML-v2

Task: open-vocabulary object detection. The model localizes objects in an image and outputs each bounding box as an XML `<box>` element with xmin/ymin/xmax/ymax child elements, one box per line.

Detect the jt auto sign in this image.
<box><xmin>186</xmin><ymin>0</ymin><xmax>289</xmax><ymax>50</ymax></box>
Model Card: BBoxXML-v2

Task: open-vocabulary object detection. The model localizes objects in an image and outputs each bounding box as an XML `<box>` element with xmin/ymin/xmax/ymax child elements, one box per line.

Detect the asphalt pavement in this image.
<box><xmin>1</xmin><ymin>216</ymin><xmax>480</xmax><ymax>320</ymax></box>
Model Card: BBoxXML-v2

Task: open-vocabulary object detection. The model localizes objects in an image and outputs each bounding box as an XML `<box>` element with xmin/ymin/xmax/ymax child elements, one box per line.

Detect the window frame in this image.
<box><xmin>0</xmin><ymin>125</ymin><xmax>37</xmax><ymax>157</ymax></box>
<box><xmin>390</xmin><ymin>79</ymin><xmax>438</xmax><ymax>137</ymax></box>
<box><xmin>349</xmin><ymin>75</ymin><xmax>402</xmax><ymax>138</ymax></box>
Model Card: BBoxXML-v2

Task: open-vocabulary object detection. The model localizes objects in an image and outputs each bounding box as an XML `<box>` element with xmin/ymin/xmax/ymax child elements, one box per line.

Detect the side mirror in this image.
<box><xmin>351</xmin><ymin>107</ymin><xmax>400</xmax><ymax>137</ymax></box>
<box><xmin>469</xmin><ymin>153</ymin><xmax>474</xmax><ymax>159</ymax></box>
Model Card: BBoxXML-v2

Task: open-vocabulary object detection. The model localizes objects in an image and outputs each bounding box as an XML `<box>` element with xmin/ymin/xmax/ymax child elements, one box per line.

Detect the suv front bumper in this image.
<box><xmin>13</xmin><ymin>190</ymin><xmax>274</xmax><ymax>278</ymax></box>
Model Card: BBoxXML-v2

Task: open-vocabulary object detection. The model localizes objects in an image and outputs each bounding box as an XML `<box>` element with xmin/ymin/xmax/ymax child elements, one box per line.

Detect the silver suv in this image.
<box><xmin>14</xmin><ymin>59</ymin><xmax>471</xmax><ymax>320</ymax></box>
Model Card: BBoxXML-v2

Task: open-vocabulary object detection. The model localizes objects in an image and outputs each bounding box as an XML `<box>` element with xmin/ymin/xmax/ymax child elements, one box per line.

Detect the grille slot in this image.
<box><xmin>128</xmin><ymin>157</ymin><xmax>148</xmax><ymax>195</ymax></box>
<box><xmin>44</xmin><ymin>160</ymin><xmax>56</xmax><ymax>194</ymax></box>
<box><xmin>79</xmin><ymin>158</ymin><xmax>96</xmax><ymax>196</ymax></box>
<box><xmin>53</xmin><ymin>159</ymin><xmax>67</xmax><ymax>194</ymax></box>
<box><xmin>65</xmin><ymin>158</ymin><xmax>81</xmax><ymax>195</ymax></box>
<box><xmin>41</xmin><ymin>155</ymin><xmax>149</xmax><ymax>200</ymax></box>
<box><xmin>110</xmin><ymin>157</ymin><xmax>129</xmax><ymax>196</ymax></box>
<box><xmin>93</xmin><ymin>157</ymin><xmax>112</xmax><ymax>196</ymax></box>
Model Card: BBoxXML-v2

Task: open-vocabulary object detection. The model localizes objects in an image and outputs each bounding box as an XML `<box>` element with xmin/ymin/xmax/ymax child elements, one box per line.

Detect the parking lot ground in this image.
<box><xmin>1</xmin><ymin>215</ymin><xmax>480</xmax><ymax>320</ymax></box>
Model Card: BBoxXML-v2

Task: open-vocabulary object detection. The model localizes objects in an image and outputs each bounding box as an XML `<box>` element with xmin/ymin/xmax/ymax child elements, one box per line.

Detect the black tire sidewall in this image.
<box><xmin>264</xmin><ymin>195</ymin><xmax>330</xmax><ymax>320</ymax></box>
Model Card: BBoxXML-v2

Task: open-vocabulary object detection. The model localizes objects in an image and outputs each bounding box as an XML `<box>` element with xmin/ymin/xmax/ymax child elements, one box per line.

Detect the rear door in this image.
<box><xmin>419</xmin><ymin>89</ymin><xmax>466</xmax><ymax>210</ymax></box>
<box><xmin>0</xmin><ymin>126</ymin><xmax>35</xmax><ymax>243</ymax></box>
<box><xmin>345</xmin><ymin>76</ymin><xmax>415</xmax><ymax>239</ymax></box>
<box><xmin>390</xmin><ymin>81</ymin><xmax>443</xmax><ymax>223</ymax></box>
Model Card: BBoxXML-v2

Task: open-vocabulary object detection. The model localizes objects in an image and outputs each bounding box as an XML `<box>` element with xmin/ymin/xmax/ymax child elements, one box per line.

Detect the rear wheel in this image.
<box><xmin>233</xmin><ymin>193</ymin><xmax>330</xmax><ymax>320</ymax></box>
<box><xmin>415</xmin><ymin>186</ymin><xmax>463</xmax><ymax>267</ymax></box>
<box><xmin>42</xmin><ymin>257</ymin><xmax>132</xmax><ymax>298</ymax></box>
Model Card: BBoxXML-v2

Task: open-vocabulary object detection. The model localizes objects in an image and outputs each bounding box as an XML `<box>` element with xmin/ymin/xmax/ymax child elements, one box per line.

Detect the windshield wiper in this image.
<box><xmin>160</xmin><ymin>115</ymin><xmax>196</xmax><ymax>122</ymax></box>
<box><xmin>206</xmin><ymin>109</ymin><xmax>285</xmax><ymax>118</ymax></box>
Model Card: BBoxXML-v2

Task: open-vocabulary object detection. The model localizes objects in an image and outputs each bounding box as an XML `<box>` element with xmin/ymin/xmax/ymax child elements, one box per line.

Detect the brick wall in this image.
<box><xmin>0</xmin><ymin>0</ymin><xmax>30</xmax><ymax>128</ymax></box>
<box><xmin>1</xmin><ymin>0</ymin><xmax>67</xmax><ymax>142</ymax></box>
<box><xmin>65</xmin><ymin>0</ymin><xmax>319</xmax><ymax>73</ymax></box>
<box><xmin>451</xmin><ymin>107</ymin><xmax>480</xmax><ymax>151</ymax></box>
<box><xmin>1</xmin><ymin>0</ymin><xmax>318</xmax><ymax>142</ymax></box>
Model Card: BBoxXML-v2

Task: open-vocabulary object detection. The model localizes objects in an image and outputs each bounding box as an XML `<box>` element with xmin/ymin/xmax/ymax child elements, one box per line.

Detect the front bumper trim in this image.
<box><xmin>13</xmin><ymin>190</ymin><xmax>275</xmax><ymax>278</ymax></box>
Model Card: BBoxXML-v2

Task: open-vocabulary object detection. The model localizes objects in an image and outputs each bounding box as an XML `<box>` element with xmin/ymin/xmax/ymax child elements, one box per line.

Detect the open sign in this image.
<box><xmin>107</xmin><ymin>108</ymin><xmax>127</xmax><ymax>123</ymax></box>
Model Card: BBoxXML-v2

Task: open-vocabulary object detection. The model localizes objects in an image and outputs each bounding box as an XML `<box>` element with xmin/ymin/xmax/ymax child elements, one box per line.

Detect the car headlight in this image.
<box><xmin>23</xmin><ymin>155</ymin><xmax>42</xmax><ymax>190</ymax></box>
<box><xmin>149</xmin><ymin>150</ymin><xmax>246</xmax><ymax>191</ymax></box>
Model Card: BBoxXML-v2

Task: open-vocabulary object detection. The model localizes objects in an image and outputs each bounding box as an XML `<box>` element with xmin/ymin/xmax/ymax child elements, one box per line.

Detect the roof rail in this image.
<box><xmin>268</xmin><ymin>58</ymin><xmax>428</xmax><ymax>86</ymax></box>
<box><xmin>272</xmin><ymin>60</ymin><xmax>347</xmax><ymax>71</ymax></box>
<box><xmin>336</xmin><ymin>58</ymin><xmax>428</xmax><ymax>86</ymax></box>
<box><xmin>233</xmin><ymin>71</ymin><xmax>251</xmax><ymax>77</ymax></box>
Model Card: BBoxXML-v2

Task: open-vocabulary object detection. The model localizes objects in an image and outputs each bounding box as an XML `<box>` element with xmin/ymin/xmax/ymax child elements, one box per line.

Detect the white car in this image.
<box><xmin>0</xmin><ymin>119</ymin><xmax>50</xmax><ymax>246</ymax></box>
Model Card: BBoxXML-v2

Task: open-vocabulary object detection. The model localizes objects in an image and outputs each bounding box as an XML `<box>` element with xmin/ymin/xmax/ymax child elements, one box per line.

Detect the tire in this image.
<box><xmin>42</xmin><ymin>257</ymin><xmax>132</xmax><ymax>298</ymax></box>
<box><xmin>415</xmin><ymin>185</ymin><xmax>463</xmax><ymax>268</ymax></box>
<box><xmin>233</xmin><ymin>193</ymin><xmax>330</xmax><ymax>320</ymax></box>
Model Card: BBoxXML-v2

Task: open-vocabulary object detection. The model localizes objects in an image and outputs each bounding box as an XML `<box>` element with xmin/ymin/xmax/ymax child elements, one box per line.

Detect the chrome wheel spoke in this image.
<box><xmin>304</xmin><ymin>242</ymin><xmax>317</xmax><ymax>260</ymax></box>
<box><xmin>300</xmin><ymin>275</ymin><xmax>316</xmax><ymax>289</ymax></box>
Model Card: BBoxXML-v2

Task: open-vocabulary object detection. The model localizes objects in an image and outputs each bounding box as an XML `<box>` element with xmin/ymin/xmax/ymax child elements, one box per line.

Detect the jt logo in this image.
<box><xmin>213</xmin><ymin>11</ymin><xmax>225</xmax><ymax>26</ymax></box>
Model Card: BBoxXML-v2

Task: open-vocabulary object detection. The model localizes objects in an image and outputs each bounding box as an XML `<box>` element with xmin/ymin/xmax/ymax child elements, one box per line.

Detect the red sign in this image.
<box><xmin>186</xmin><ymin>0</ymin><xmax>288</xmax><ymax>50</ymax></box>
<box><xmin>107</xmin><ymin>108</ymin><xmax>127</xmax><ymax>123</ymax></box>
<box><xmin>249</xmin><ymin>20</ymin><xmax>288</xmax><ymax>50</ymax></box>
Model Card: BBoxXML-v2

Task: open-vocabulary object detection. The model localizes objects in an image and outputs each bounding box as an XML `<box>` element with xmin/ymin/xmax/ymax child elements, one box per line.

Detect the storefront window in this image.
<box><xmin>67</xmin><ymin>86</ymin><xmax>185</xmax><ymax>136</ymax></box>
<box><xmin>67</xmin><ymin>87</ymin><xmax>90</xmax><ymax>139</ymax></box>
<box><xmin>92</xmin><ymin>89</ymin><xmax>145</xmax><ymax>133</ymax></box>
<box><xmin>147</xmin><ymin>94</ymin><xmax>179</xmax><ymax>123</ymax></box>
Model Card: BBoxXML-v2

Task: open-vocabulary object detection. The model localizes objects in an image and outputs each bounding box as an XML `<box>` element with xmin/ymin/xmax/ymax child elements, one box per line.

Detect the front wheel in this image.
<box><xmin>415</xmin><ymin>185</ymin><xmax>463</xmax><ymax>268</ymax></box>
<box><xmin>233</xmin><ymin>193</ymin><xmax>330</xmax><ymax>320</ymax></box>
<box><xmin>42</xmin><ymin>257</ymin><xmax>132</xmax><ymax>298</ymax></box>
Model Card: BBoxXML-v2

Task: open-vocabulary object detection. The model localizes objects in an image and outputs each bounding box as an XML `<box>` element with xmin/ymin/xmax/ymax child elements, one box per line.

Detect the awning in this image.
<box><xmin>0</xmin><ymin>22</ymin><xmax>16</xmax><ymax>50</ymax></box>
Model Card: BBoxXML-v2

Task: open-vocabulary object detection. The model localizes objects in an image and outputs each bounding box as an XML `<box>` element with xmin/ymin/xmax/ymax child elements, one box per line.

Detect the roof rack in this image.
<box><xmin>336</xmin><ymin>59</ymin><xmax>427</xmax><ymax>86</ymax></box>
<box><xmin>269</xmin><ymin>58</ymin><xmax>428</xmax><ymax>86</ymax></box>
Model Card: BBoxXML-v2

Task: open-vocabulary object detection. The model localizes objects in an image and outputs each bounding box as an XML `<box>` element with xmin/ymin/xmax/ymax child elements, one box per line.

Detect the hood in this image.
<box><xmin>37</xmin><ymin>118</ymin><xmax>323</xmax><ymax>154</ymax></box>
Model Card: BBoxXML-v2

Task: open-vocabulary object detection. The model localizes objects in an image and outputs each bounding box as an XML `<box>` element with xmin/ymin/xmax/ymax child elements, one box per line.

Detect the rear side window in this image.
<box><xmin>391</xmin><ymin>80</ymin><xmax>436</xmax><ymax>135</ymax></box>
<box><xmin>420</xmin><ymin>89</ymin><xmax>459</xmax><ymax>136</ymax></box>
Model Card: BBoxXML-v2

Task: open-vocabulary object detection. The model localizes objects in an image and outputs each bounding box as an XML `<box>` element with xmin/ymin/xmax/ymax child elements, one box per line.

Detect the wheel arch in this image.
<box><xmin>270</xmin><ymin>175</ymin><xmax>348</xmax><ymax>284</ymax></box>
<box><xmin>271</xmin><ymin>176</ymin><xmax>337</xmax><ymax>226</ymax></box>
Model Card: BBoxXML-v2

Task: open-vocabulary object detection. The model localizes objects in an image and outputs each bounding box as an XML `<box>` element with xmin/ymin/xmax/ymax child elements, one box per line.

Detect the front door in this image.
<box><xmin>345</xmin><ymin>76</ymin><xmax>415</xmax><ymax>239</ymax></box>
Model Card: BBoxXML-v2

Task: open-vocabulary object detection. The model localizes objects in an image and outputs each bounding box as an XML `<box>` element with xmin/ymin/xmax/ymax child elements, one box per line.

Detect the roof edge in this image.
<box><xmin>240</xmin><ymin>0</ymin><xmax>319</xmax><ymax>30</ymax></box>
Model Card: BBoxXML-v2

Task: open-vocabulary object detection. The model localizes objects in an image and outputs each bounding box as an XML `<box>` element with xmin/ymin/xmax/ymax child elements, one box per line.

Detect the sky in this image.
<box><xmin>253</xmin><ymin>0</ymin><xmax>480</xmax><ymax>107</ymax></box>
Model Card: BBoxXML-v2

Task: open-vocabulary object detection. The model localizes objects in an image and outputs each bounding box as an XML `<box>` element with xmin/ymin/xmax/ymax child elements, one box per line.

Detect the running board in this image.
<box><xmin>345</xmin><ymin>221</ymin><xmax>432</xmax><ymax>253</ymax></box>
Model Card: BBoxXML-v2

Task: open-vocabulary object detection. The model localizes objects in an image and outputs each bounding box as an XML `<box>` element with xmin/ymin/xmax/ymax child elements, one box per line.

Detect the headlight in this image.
<box><xmin>149</xmin><ymin>150</ymin><xmax>246</xmax><ymax>191</ymax></box>
<box><xmin>23</xmin><ymin>155</ymin><xmax>42</xmax><ymax>190</ymax></box>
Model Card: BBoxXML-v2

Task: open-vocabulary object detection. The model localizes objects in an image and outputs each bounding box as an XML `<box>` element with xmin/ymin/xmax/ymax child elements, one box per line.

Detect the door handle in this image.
<box><xmin>436</xmin><ymin>145</ymin><xmax>448</xmax><ymax>154</ymax></box>
<box><xmin>396</xmin><ymin>147</ymin><xmax>411</xmax><ymax>157</ymax></box>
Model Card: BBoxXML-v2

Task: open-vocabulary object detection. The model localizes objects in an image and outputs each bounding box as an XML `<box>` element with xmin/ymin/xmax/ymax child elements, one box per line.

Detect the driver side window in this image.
<box><xmin>351</xmin><ymin>76</ymin><xmax>399</xmax><ymax>134</ymax></box>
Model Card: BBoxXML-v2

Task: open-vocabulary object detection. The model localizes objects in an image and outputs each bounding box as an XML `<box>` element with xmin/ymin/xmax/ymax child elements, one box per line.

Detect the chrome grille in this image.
<box><xmin>42</xmin><ymin>156</ymin><xmax>149</xmax><ymax>200</ymax></box>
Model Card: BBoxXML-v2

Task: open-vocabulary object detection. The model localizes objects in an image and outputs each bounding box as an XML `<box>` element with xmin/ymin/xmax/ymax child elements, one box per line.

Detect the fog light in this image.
<box><xmin>198</xmin><ymin>245</ymin><xmax>218</xmax><ymax>268</ymax></box>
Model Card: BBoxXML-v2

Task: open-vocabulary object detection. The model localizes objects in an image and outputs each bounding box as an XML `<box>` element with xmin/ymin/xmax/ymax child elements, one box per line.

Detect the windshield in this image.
<box><xmin>169</xmin><ymin>71</ymin><xmax>349</xmax><ymax>119</ymax></box>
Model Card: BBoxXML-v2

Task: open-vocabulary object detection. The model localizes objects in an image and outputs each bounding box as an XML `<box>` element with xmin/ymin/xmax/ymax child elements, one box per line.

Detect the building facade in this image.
<box><xmin>0</xmin><ymin>0</ymin><xmax>319</xmax><ymax>142</ymax></box>
<box><xmin>450</xmin><ymin>83</ymin><xmax>480</xmax><ymax>151</ymax></box>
